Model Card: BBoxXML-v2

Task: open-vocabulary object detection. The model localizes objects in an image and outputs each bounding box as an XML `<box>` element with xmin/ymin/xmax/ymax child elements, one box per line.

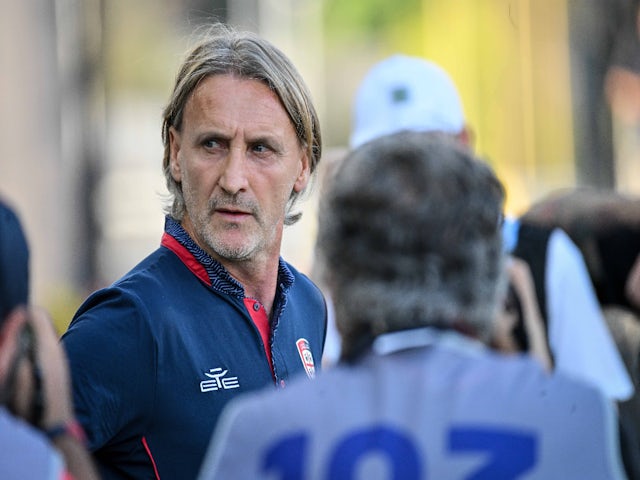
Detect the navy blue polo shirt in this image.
<box><xmin>62</xmin><ymin>217</ymin><xmax>327</xmax><ymax>480</ymax></box>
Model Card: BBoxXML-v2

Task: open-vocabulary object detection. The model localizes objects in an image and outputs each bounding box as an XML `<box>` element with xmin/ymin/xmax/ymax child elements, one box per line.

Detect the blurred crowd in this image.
<box><xmin>2</xmin><ymin>9</ymin><xmax>640</xmax><ymax>479</ymax></box>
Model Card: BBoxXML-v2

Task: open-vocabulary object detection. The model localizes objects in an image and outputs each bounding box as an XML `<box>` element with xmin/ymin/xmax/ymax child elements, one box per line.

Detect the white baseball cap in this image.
<box><xmin>350</xmin><ymin>55</ymin><xmax>465</xmax><ymax>149</ymax></box>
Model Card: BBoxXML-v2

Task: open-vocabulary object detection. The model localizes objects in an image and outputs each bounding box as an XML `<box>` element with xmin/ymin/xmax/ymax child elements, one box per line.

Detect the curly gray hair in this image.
<box><xmin>316</xmin><ymin>131</ymin><xmax>506</xmax><ymax>360</ymax></box>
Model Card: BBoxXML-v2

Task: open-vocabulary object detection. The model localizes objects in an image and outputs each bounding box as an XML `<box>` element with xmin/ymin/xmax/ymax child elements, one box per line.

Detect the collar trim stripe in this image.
<box><xmin>161</xmin><ymin>232</ymin><xmax>211</xmax><ymax>285</ymax></box>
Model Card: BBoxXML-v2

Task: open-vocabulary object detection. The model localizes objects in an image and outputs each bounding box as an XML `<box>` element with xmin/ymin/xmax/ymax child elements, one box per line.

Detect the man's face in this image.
<box><xmin>169</xmin><ymin>74</ymin><xmax>310</xmax><ymax>264</ymax></box>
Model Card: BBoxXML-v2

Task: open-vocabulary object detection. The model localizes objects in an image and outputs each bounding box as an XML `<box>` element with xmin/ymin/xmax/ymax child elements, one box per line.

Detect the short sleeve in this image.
<box><xmin>61</xmin><ymin>288</ymin><xmax>157</xmax><ymax>450</ymax></box>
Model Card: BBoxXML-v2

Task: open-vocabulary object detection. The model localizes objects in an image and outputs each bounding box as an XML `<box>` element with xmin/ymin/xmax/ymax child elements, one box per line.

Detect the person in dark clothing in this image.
<box><xmin>0</xmin><ymin>198</ymin><xmax>99</xmax><ymax>480</ymax></box>
<box><xmin>61</xmin><ymin>23</ymin><xmax>327</xmax><ymax>480</ymax></box>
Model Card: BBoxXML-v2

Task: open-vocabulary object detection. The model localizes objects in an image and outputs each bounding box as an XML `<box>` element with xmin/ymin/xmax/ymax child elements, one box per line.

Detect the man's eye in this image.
<box><xmin>253</xmin><ymin>143</ymin><xmax>271</xmax><ymax>154</ymax></box>
<box><xmin>203</xmin><ymin>139</ymin><xmax>221</xmax><ymax>149</ymax></box>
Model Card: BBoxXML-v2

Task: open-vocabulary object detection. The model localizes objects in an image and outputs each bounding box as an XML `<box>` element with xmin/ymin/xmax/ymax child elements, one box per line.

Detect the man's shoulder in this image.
<box><xmin>97</xmin><ymin>246</ymin><xmax>193</xmax><ymax>294</ymax></box>
<box><xmin>224</xmin><ymin>346</ymin><xmax>611</xmax><ymax>420</ymax></box>
<box><xmin>281</xmin><ymin>261</ymin><xmax>326</xmax><ymax>320</ymax></box>
<box><xmin>68</xmin><ymin>246</ymin><xmax>198</xmax><ymax>326</ymax></box>
<box><xmin>116</xmin><ymin>244</ymin><xmax>192</xmax><ymax>284</ymax></box>
<box><xmin>433</xmin><ymin>345</ymin><xmax>609</xmax><ymax>404</ymax></box>
<box><xmin>200</xmin><ymin>351</ymin><xmax>625</xmax><ymax>479</ymax></box>
<box><xmin>284</xmin><ymin>260</ymin><xmax>321</xmax><ymax>290</ymax></box>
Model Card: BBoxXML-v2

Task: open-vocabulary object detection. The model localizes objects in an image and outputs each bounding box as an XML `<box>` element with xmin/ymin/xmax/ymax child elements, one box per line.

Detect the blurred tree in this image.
<box><xmin>324</xmin><ymin>0</ymin><xmax>421</xmax><ymax>34</ymax></box>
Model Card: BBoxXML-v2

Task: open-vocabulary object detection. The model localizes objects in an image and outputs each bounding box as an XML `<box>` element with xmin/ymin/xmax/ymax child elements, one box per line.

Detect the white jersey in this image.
<box><xmin>545</xmin><ymin>228</ymin><xmax>633</xmax><ymax>400</ymax></box>
<box><xmin>0</xmin><ymin>407</ymin><xmax>65</xmax><ymax>480</ymax></box>
<box><xmin>199</xmin><ymin>329</ymin><xmax>626</xmax><ymax>480</ymax></box>
<box><xmin>501</xmin><ymin>217</ymin><xmax>633</xmax><ymax>401</ymax></box>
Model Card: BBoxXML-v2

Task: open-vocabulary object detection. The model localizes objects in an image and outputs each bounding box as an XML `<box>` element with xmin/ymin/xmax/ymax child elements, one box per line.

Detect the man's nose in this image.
<box><xmin>218</xmin><ymin>147</ymin><xmax>248</xmax><ymax>195</ymax></box>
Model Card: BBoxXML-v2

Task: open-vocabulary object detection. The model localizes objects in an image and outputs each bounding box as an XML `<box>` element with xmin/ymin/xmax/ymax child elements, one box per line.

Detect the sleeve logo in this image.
<box><xmin>296</xmin><ymin>338</ymin><xmax>316</xmax><ymax>379</ymax></box>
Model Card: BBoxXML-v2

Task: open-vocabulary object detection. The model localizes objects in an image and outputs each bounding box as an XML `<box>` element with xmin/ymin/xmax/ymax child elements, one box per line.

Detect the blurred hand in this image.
<box><xmin>0</xmin><ymin>306</ymin><xmax>73</xmax><ymax>429</ymax></box>
<box><xmin>493</xmin><ymin>257</ymin><xmax>552</xmax><ymax>371</ymax></box>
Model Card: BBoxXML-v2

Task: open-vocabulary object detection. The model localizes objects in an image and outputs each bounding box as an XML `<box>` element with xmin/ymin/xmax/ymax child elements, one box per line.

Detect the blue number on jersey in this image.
<box><xmin>263</xmin><ymin>432</ymin><xmax>308</xmax><ymax>480</ymax></box>
<box><xmin>449</xmin><ymin>427</ymin><xmax>537</xmax><ymax>479</ymax></box>
<box><xmin>262</xmin><ymin>424</ymin><xmax>537</xmax><ymax>479</ymax></box>
<box><xmin>328</xmin><ymin>426</ymin><xmax>421</xmax><ymax>479</ymax></box>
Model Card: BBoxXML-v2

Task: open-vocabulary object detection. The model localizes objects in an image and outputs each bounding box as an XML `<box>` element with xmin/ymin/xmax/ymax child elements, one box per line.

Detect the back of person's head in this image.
<box><xmin>161</xmin><ymin>22</ymin><xmax>322</xmax><ymax>225</ymax></box>
<box><xmin>0</xmin><ymin>199</ymin><xmax>29</xmax><ymax>323</ymax></box>
<box><xmin>523</xmin><ymin>187</ymin><xmax>640</xmax><ymax>312</ymax></box>
<box><xmin>350</xmin><ymin>54</ymin><xmax>466</xmax><ymax>149</ymax></box>
<box><xmin>316</xmin><ymin>131</ymin><xmax>506</xmax><ymax>361</ymax></box>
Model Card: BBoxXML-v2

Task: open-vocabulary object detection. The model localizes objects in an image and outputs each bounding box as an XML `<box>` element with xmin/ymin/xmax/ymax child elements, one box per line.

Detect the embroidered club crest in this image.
<box><xmin>296</xmin><ymin>338</ymin><xmax>316</xmax><ymax>379</ymax></box>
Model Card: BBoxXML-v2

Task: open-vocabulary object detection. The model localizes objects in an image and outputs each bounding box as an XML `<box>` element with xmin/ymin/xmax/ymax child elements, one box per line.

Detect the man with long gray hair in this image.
<box><xmin>62</xmin><ymin>23</ymin><xmax>326</xmax><ymax>480</ymax></box>
<box><xmin>198</xmin><ymin>131</ymin><xmax>626</xmax><ymax>479</ymax></box>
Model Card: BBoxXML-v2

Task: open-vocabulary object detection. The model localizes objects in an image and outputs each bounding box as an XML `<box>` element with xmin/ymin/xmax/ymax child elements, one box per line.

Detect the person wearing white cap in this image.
<box><xmin>349</xmin><ymin>54</ymin><xmax>472</xmax><ymax>149</ymax></box>
<box><xmin>326</xmin><ymin>54</ymin><xmax>634</xmax><ymax>407</ymax></box>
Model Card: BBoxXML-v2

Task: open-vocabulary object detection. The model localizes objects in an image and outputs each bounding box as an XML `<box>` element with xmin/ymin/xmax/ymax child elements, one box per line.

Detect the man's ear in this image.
<box><xmin>169</xmin><ymin>126</ymin><xmax>183</xmax><ymax>182</ymax></box>
<box><xmin>625</xmin><ymin>253</ymin><xmax>640</xmax><ymax>310</ymax></box>
<box><xmin>456</xmin><ymin>125</ymin><xmax>475</xmax><ymax>151</ymax></box>
<box><xmin>293</xmin><ymin>151</ymin><xmax>311</xmax><ymax>193</ymax></box>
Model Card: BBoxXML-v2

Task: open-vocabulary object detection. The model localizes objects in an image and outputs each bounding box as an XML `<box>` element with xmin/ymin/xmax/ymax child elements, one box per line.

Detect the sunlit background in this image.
<box><xmin>2</xmin><ymin>0</ymin><xmax>640</xmax><ymax>332</ymax></box>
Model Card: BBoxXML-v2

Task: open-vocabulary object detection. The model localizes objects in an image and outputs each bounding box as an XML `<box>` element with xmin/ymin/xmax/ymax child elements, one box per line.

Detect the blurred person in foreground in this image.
<box><xmin>198</xmin><ymin>131</ymin><xmax>626</xmax><ymax>479</ymax></box>
<box><xmin>333</xmin><ymin>54</ymin><xmax>632</xmax><ymax>404</ymax></box>
<box><xmin>61</xmin><ymin>23</ymin><xmax>326</xmax><ymax>480</ymax></box>
<box><xmin>0</xmin><ymin>199</ymin><xmax>98</xmax><ymax>480</ymax></box>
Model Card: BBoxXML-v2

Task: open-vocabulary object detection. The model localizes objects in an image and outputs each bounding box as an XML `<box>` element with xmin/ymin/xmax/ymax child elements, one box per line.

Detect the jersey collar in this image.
<box><xmin>161</xmin><ymin>216</ymin><xmax>294</xmax><ymax>298</ymax></box>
